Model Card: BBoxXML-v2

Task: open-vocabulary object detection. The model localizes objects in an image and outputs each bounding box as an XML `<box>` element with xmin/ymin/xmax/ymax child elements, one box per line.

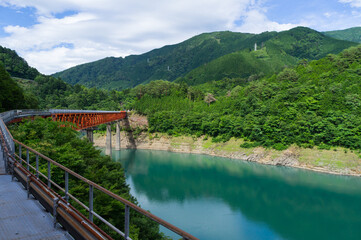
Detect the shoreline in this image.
<box><xmin>93</xmin><ymin>132</ymin><xmax>361</xmax><ymax>177</ymax></box>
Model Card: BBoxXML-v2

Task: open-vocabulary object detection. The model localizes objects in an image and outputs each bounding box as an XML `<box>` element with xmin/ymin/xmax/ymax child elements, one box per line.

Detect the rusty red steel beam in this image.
<box><xmin>8</xmin><ymin>111</ymin><xmax>127</xmax><ymax>130</ymax></box>
<box><xmin>51</xmin><ymin>111</ymin><xmax>127</xmax><ymax>130</ymax></box>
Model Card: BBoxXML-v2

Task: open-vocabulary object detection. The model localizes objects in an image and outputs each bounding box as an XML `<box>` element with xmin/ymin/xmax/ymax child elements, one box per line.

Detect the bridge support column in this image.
<box><xmin>106</xmin><ymin>123</ymin><xmax>112</xmax><ymax>155</ymax></box>
<box><xmin>115</xmin><ymin>120</ymin><xmax>121</xmax><ymax>150</ymax></box>
<box><xmin>86</xmin><ymin>129</ymin><xmax>94</xmax><ymax>143</ymax></box>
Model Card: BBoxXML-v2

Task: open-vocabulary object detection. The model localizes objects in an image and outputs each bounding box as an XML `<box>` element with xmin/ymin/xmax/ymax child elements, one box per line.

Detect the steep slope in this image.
<box><xmin>323</xmin><ymin>27</ymin><xmax>361</xmax><ymax>43</ymax></box>
<box><xmin>178</xmin><ymin>27</ymin><xmax>357</xmax><ymax>85</ymax></box>
<box><xmin>133</xmin><ymin>45</ymin><xmax>361</xmax><ymax>150</ymax></box>
<box><xmin>53</xmin><ymin>31</ymin><xmax>278</xmax><ymax>90</ymax></box>
<box><xmin>54</xmin><ymin>27</ymin><xmax>356</xmax><ymax>90</ymax></box>
<box><xmin>0</xmin><ymin>46</ymin><xmax>39</xmax><ymax>80</ymax></box>
<box><xmin>0</xmin><ymin>64</ymin><xmax>29</xmax><ymax>111</ymax></box>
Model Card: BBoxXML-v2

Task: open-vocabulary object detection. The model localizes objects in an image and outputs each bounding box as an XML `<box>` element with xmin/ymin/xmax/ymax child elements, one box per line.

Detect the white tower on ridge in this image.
<box><xmin>254</xmin><ymin>42</ymin><xmax>257</xmax><ymax>51</ymax></box>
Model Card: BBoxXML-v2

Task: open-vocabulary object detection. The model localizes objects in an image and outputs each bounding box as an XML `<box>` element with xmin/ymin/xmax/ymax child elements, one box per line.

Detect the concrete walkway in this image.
<box><xmin>0</xmin><ymin>175</ymin><xmax>71</xmax><ymax>240</ymax></box>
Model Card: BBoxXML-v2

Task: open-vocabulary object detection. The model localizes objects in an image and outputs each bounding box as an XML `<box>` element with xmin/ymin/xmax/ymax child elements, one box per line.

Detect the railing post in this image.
<box><xmin>89</xmin><ymin>184</ymin><xmax>93</xmax><ymax>222</ymax></box>
<box><xmin>19</xmin><ymin>144</ymin><xmax>22</xmax><ymax>163</ymax></box>
<box><xmin>36</xmin><ymin>155</ymin><xmax>39</xmax><ymax>178</ymax></box>
<box><xmin>47</xmin><ymin>161</ymin><xmax>51</xmax><ymax>188</ymax></box>
<box><xmin>65</xmin><ymin>171</ymin><xmax>69</xmax><ymax>202</ymax></box>
<box><xmin>26</xmin><ymin>149</ymin><xmax>29</xmax><ymax>171</ymax></box>
<box><xmin>26</xmin><ymin>174</ymin><xmax>31</xmax><ymax>199</ymax></box>
<box><xmin>124</xmin><ymin>205</ymin><xmax>130</xmax><ymax>239</ymax></box>
<box><xmin>53</xmin><ymin>197</ymin><xmax>59</xmax><ymax>228</ymax></box>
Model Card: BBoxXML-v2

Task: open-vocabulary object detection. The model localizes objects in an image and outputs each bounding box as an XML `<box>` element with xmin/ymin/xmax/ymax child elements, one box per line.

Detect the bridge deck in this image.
<box><xmin>0</xmin><ymin>175</ymin><xmax>70</xmax><ymax>240</ymax></box>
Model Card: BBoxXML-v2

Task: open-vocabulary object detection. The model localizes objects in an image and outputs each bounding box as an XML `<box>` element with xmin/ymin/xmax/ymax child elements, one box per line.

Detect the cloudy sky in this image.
<box><xmin>0</xmin><ymin>0</ymin><xmax>360</xmax><ymax>74</ymax></box>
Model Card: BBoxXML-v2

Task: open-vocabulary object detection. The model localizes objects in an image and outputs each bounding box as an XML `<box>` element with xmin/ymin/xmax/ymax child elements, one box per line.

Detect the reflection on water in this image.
<box><xmin>107</xmin><ymin>148</ymin><xmax>361</xmax><ymax>240</ymax></box>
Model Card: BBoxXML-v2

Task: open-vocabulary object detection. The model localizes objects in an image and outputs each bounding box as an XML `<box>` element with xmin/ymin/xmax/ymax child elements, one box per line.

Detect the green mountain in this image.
<box><xmin>133</xmin><ymin>45</ymin><xmax>361</xmax><ymax>150</ymax></box>
<box><xmin>178</xmin><ymin>27</ymin><xmax>357</xmax><ymax>85</ymax></box>
<box><xmin>0</xmin><ymin>45</ymin><xmax>127</xmax><ymax>111</ymax></box>
<box><xmin>54</xmin><ymin>27</ymin><xmax>356</xmax><ymax>90</ymax></box>
<box><xmin>0</xmin><ymin>46</ymin><xmax>39</xmax><ymax>80</ymax></box>
<box><xmin>53</xmin><ymin>30</ymin><xmax>279</xmax><ymax>90</ymax></box>
<box><xmin>0</xmin><ymin>64</ymin><xmax>37</xmax><ymax>111</ymax></box>
<box><xmin>323</xmin><ymin>27</ymin><xmax>361</xmax><ymax>43</ymax></box>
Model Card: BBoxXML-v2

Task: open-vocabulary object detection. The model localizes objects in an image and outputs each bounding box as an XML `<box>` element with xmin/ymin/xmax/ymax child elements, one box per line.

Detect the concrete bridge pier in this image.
<box><xmin>86</xmin><ymin>129</ymin><xmax>94</xmax><ymax>143</ymax></box>
<box><xmin>106</xmin><ymin>123</ymin><xmax>112</xmax><ymax>155</ymax></box>
<box><xmin>115</xmin><ymin>120</ymin><xmax>121</xmax><ymax>150</ymax></box>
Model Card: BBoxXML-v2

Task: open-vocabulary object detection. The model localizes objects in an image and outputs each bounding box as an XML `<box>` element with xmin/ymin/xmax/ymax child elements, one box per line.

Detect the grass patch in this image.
<box><xmin>298</xmin><ymin>147</ymin><xmax>361</xmax><ymax>170</ymax></box>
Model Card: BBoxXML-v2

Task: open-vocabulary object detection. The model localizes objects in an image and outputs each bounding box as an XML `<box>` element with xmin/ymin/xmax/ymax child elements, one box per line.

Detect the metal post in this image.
<box><xmin>124</xmin><ymin>205</ymin><xmax>130</xmax><ymax>239</ymax></box>
<box><xmin>53</xmin><ymin>197</ymin><xmax>59</xmax><ymax>228</ymax></box>
<box><xmin>36</xmin><ymin>155</ymin><xmax>39</xmax><ymax>178</ymax></box>
<box><xmin>26</xmin><ymin>149</ymin><xmax>29</xmax><ymax>171</ymax></box>
<box><xmin>26</xmin><ymin>174</ymin><xmax>31</xmax><ymax>199</ymax></box>
<box><xmin>19</xmin><ymin>145</ymin><xmax>22</xmax><ymax>164</ymax></box>
<box><xmin>65</xmin><ymin>172</ymin><xmax>69</xmax><ymax>202</ymax></box>
<box><xmin>89</xmin><ymin>184</ymin><xmax>94</xmax><ymax>222</ymax></box>
<box><xmin>47</xmin><ymin>161</ymin><xmax>51</xmax><ymax>188</ymax></box>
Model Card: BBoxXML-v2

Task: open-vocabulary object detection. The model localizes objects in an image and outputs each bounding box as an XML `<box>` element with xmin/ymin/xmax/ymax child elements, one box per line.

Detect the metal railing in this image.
<box><xmin>0</xmin><ymin>109</ymin><xmax>199</xmax><ymax>240</ymax></box>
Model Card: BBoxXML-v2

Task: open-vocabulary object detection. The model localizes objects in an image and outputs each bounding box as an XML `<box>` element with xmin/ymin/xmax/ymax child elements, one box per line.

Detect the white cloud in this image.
<box><xmin>339</xmin><ymin>0</ymin><xmax>361</xmax><ymax>7</ymax></box>
<box><xmin>235</xmin><ymin>9</ymin><xmax>300</xmax><ymax>33</ymax></box>
<box><xmin>0</xmin><ymin>0</ymin><xmax>299</xmax><ymax>74</ymax></box>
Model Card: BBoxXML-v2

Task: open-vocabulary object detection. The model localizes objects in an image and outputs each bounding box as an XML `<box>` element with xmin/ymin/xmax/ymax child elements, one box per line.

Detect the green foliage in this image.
<box><xmin>0</xmin><ymin>46</ymin><xmax>39</xmax><ymax>79</ymax></box>
<box><xmin>323</xmin><ymin>27</ymin><xmax>361</xmax><ymax>43</ymax></box>
<box><xmin>53</xmin><ymin>31</ymin><xmax>263</xmax><ymax>90</ymax></box>
<box><xmin>0</xmin><ymin>44</ymin><xmax>135</xmax><ymax>111</ymax></box>
<box><xmin>23</xmin><ymin>74</ymin><xmax>131</xmax><ymax>110</ymax></box>
<box><xmin>179</xmin><ymin>27</ymin><xmax>356</xmax><ymax>86</ymax></box>
<box><xmin>54</xmin><ymin>27</ymin><xmax>356</xmax><ymax>90</ymax></box>
<box><xmin>133</xmin><ymin>45</ymin><xmax>361</xmax><ymax>151</ymax></box>
<box><xmin>0</xmin><ymin>64</ymin><xmax>37</xmax><ymax>111</ymax></box>
<box><xmin>10</xmin><ymin>118</ymin><xmax>165</xmax><ymax>240</ymax></box>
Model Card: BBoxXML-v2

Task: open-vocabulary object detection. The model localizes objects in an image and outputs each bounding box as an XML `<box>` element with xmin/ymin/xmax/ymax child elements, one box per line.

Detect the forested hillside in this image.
<box><xmin>0</xmin><ymin>46</ymin><xmax>39</xmax><ymax>80</ymax></box>
<box><xmin>53</xmin><ymin>27</ymin><xmax>356</xmax><ymax>90</ymax></box>
<box><xmin>324</xmin><ymin>27</ymin><xmax>361</xmax><ymax>43</ymax></box>
<box><xmin>0</xmin><ymin>46</ymin><xmax>129</xmax><ymax>111</ymax></box>
<box><xmin>177</xmin><ymin>27</ymin><xmax>357</xmax><ymax>85</ymax></box>
<box><xmin>132</xmin><ymin>45</ymin><xmax>361</xmax><ymax>151</ymax></box>
<box><xmin>9</xmin><ymin>118</ymin><xmax>167</xmax><ymax>240</ymax></box>
<box><xmin>53</xmin><ymin>30</ymin><xmax>277</xmax><ymax>90</ymax></box>
<box><xmin>0</xmin><ymin>64</ymin><xmax>38</xmax><ymax>111</ymax></box>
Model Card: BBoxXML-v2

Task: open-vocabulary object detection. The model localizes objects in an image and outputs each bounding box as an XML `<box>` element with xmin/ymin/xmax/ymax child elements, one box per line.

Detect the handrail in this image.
<box><xmin>0</xmin><ymin>109</ymin><xmax>199</xmax><ymax>240</ymax></box>
<box><xmin>13</xmin><ymin>139</ymin><xmax>198</xmax><ymax>240</ymax></box>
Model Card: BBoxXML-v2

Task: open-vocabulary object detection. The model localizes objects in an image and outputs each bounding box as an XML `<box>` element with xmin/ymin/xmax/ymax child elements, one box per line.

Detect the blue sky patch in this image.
<box><xmin>53</xmin><ymin>42</ymin><xmax>75</xmax><ymax>49</ymax></box>
<box><xmin>0</xmin><ymin>6</ymin><xmax>37</xmax><ymax>36</ymax></box>
<box><xmin>54</xmin><ymin>10</ymin><xmax>78</xmax><ymax>19</ymax></box>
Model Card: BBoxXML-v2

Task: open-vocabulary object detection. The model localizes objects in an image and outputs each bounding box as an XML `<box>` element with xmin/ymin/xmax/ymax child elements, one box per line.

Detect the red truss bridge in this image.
<box><xmin>5</xmin><ymin>109</ymin><xmax>127</xmax><ymax>130</ymax></box>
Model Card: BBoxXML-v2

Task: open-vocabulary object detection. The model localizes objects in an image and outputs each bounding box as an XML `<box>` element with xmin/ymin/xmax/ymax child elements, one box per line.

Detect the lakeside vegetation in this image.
<box><xmin>133</xmin><ymin>45</ymin><xmax>361</xmax><ymax>152</ymax></box>
<box><xmin>9</xmin><ymin>118</ymin><xmax>168</xmax><ymax>240</ymax></box>
<box><xmin>1</xmin><ymin>25</ymin><xmax>361</xmax><ymax>239</ymax></box>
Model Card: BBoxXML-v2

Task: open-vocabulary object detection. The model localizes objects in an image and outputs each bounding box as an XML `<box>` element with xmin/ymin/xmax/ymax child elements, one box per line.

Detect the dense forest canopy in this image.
<box><xmin>1</xmin><ymin>27</ymin><xmax>361</xmax><ymax>239</ymax></box>
<box><xmin>0</xmin><ymin>46</ymin><xmax>39</xmax><ymax>80</ymax></box>
<box><xmin>323</xmin><ymin>27</ymin><xmax>361</xmax><ymax>44</ymax></box>
<box><xmin>9</xmin><ymin>118</ymin><xmax>167</xmax><ymax>240</ymax></box>
<box><xmin>53</xmin><ymin>27</ymin><xmax>357</xmax><ymax>90</ymax></box>
<box><xmin>132</xmin><ymin>45</ymin><xmax>361</xmax><ymax>151</ymax></box>
<box><xmin>0</xmin><ymin>64</ymin><xmax>37</xmax><ymax>111</ymax></box>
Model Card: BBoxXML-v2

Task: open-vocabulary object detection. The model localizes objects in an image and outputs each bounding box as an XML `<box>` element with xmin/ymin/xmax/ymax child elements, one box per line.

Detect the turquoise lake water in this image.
<box><xmin>107</xmin><ymin>148</ymin><xmax>361</xmax><ymax>240</ymax></box>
